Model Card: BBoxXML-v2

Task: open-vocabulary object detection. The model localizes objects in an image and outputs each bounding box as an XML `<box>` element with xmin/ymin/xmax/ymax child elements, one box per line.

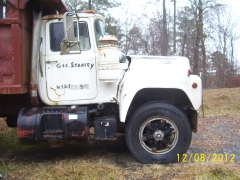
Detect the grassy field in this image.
<box><xmin>0</xmin><ymin>88</ymin><xmax>240</xmax><ymax>180</ymax></box>
<box><xmin>201</xmin><ymin>88</ymin><xmax>240</xmax><ymax>117</ymax></box>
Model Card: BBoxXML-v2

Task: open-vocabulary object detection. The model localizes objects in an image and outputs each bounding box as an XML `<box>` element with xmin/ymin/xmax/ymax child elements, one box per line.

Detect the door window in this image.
<box><xmin>50</xmin><ymin>22</ymin><xmax>91</xmax><ymax>52</ymax></box>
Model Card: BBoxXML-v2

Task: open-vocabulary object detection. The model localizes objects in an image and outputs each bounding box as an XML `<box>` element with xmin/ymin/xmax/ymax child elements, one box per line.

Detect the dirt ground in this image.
<box><xmin>0</xmin><ymin>115</ymin><xmax>239</xmax><ymax>166</ymax></box>
<box><xmin>190</xmin><ymin>116</ymin><xmax>240</xmax><ymax>162</ymax></box>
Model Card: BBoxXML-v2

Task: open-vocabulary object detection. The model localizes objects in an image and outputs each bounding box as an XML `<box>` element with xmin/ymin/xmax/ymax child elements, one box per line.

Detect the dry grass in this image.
<box><xmin>0</xmin><ymin>88</ymin><xmax>240</xmax><ymax>179</ymax></box>
<box><xmin>2</xmin><ymin>159</ymin><xmax>122</xmax><ymax>180</ymax></box>
<box><xmin>201</xmin><ymin>87</ymin><xmax>240</xmax><ymax>117</ymax></box>
<box><xmin>1</xmin><ymin>159</ymin><xmax>240</xmax><ymax>180</ymax></box>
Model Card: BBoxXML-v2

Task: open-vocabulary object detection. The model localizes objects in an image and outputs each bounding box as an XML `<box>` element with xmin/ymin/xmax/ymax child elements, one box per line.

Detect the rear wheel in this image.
<box><xmin>125</xmin><ymin>102</ymin><xmax>192</xmax><ymax>164</ymax></box>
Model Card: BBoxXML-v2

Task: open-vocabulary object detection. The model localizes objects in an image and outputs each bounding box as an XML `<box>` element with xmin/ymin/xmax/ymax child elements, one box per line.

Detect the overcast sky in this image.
<box><xmin>111</xmin><ymin>0</ymin><xmax>240</xmax><ymax>19</ymax></box>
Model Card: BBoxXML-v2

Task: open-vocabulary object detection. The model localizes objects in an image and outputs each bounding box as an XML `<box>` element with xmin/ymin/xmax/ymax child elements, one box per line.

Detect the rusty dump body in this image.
<box><xmin>0</xmin><ymin>0</ymin><xmax>67</xmax><ymax>121</ymax></box>
<box><xmin>0</xmin><ymin>0</ymin><xmax>67</xmax><ymax>94</ymax></box>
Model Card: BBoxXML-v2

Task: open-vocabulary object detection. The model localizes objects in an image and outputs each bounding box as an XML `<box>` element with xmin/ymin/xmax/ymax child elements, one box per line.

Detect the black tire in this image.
<box><xmin>125</xmin><ymin>102</ymin><xmax>192</xmax><ymax>164</ymax></box>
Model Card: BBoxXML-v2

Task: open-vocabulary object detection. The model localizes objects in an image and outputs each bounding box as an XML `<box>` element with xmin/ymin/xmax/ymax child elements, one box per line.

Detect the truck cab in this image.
<box><xmin>39</xmin><ymin>12</ymin><xmax>128</xmax><ymax>106</ymax></box>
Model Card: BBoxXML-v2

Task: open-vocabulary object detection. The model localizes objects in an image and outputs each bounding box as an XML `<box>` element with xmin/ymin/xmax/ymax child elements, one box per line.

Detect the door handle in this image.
<box><xmin>45</xmin><ymin>60</ymin><xmax>58</xmax><ymax>63</ymax></box>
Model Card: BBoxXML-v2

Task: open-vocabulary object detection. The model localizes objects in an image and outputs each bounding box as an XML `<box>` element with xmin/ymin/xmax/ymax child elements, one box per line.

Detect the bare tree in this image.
<box><xmin>162</xmin><ymin>0</ymin><xmax>168</xmax><ymax>55</ymax></box>
<box><xmin>171</xmin><ymin>0</ymin><xmax>176</xmax><ymax>54</ymax></box>
<box><xmin>63</xmin><ymin>0</ymin><xmax>120</xmax><ymax>15</ymax></box>
<box><xmin>189</xmin><ymin>0</ymin><xmax>218</xmax><ymax>88</ymax></box>
<box><xmin>209</xmin><ymin>5</ymin><xmax>239</xmax><ymax>87</ymax></box>
<box><xmin>177</xmin><ymin>6</ymin><xmax>196</xmax><ymax>69</ymax></box>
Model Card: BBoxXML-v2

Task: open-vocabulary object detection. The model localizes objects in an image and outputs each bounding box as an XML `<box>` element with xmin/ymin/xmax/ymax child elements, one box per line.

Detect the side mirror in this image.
<box><xmin>60</xmin><ymin>12</ymin><xmax>81</xmax><ymax>55</ymax></box>
<box><xmin>63</xmin><ymin>12</ymin><xmax>75</xmax><ymax>41</ymax></box>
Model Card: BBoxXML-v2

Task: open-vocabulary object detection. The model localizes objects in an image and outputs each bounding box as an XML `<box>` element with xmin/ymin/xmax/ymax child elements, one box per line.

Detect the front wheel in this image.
<box><xmin>125</xmin><ymin>102</ymin><xmax>192</xmax><ymax>164</ymax></box>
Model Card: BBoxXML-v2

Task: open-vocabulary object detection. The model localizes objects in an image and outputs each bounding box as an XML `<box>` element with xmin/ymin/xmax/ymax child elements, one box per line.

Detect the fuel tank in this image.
<box><xmin>17</xmin><ymin>106</ymin><xmax>88</xmax><ymax>146</ymax></box>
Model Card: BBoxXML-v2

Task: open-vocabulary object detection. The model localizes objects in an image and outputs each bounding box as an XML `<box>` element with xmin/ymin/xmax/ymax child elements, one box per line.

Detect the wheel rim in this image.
<box><xmin>139</xmin><ymin>116</ymin><xmax>179</xmax><ymax>154</ymax></box>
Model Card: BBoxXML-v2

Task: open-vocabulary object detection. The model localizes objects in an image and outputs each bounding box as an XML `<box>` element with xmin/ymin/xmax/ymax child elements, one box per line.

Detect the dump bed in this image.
<box><xmin>0</xmin><ymin>2</ymin><xmax>29</xmax><ymax>94</ymax></box>
<box><xmin>0</xmin><ymin>0</ymin><xmax>67</xmax><ymax>94</ymax></box>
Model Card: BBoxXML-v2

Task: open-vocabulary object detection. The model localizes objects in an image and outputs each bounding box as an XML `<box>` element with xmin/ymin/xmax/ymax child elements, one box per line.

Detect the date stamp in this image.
<box><xmin>177</xmin><ymin>153</ymin><xmax>235</xmax><ymax>163</ymax></box>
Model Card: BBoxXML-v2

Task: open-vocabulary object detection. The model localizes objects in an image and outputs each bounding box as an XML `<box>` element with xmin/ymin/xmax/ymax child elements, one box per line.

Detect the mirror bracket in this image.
<box><xmin>60</xmin><ymin>38</ymin><xmax>81</xmax><ymax>55</ymax></box>
<box><xmin>61</xmin><ymin>12</ymin><xmax>81</xmax><ymax>55</ymax></box>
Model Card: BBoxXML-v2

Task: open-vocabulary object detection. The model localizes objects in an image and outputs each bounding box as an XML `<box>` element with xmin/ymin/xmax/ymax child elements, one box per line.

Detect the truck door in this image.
<box><xmin>45</xmin><ymin>18</ymin><xmax>97</xmax><ymax>102</ymax></box>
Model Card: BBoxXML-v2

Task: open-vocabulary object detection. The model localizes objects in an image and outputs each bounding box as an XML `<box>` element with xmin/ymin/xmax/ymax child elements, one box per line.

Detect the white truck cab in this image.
<box><xmin>39</xmin><ymin>12</ymin><xmax>128</xmax><ymax>105</ymax></box>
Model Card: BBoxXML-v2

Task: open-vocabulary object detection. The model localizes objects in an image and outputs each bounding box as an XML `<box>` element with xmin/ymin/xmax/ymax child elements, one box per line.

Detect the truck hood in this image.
<box><xmin>127</xmin><ymin>55</ymin><xmax>191</xmax><ymax>76</ymax></box>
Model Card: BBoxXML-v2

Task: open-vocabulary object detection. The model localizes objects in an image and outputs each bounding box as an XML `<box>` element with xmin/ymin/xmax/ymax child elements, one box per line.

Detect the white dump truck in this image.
<box><xmin>0</xmin><ymin>0</ymin><xmax>202</xmax><ymax>164</ymax></box>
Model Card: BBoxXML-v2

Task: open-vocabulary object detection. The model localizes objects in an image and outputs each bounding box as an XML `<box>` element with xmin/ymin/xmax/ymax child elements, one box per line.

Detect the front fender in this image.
<box><xmin>118</xmin><ymin>57</ymin><xmax>202</xmax><ymax>123</ymax></box>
